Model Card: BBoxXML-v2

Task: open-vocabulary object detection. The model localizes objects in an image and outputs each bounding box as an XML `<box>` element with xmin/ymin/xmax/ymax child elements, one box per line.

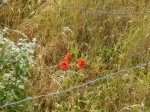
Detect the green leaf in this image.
<box><xmin>0</xmin><ymin>71</ymin><xmax>4</xmax><ymax>78</ymax></box>
<box><xmin>0</xmin><ymin>91</ymin><xmax>4</xmax><ymax>99</ymax></box>
<box><xmin>0</xmin><ymin>44</ymin><xmax>3</xmax><ymax>48</ymax></box>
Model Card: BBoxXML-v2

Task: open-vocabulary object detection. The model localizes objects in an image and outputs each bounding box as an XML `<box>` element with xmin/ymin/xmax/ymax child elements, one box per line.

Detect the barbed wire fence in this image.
<box><xmin>0</xmin><ymin>0</ymin><xmax>150</xmax><ymax>109</ymax></box>
<box><xmin>1</xmin><ymin>0</ymin><xmax>150</xmax><ymax>15</ymax></box>
<box><xmin>53</xmin><ymin>0</ymin><xmax>150</xmax><ymax>16</ymax></box>
<box><xmin>60</xmin><ymin>6</ymin><xmax>150</xmax><ymax>16</ymax></box>
<box><xmin>0</xmin><ymin>62</ymin><xmax>150</xmax><ymax>109</ymax></box>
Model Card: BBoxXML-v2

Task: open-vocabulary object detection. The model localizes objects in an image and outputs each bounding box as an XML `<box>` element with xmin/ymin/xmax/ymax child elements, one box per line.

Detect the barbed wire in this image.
<box><xmin>1</xmin><ymin>0</ymin><xmax>150</xmax><ymax>15</ymax></box>
<box><xmin>0</xmin><ymin>62</ymin><xmax>150</xmax><ymax>109</ymax></box>
<box><xmin>60</xmin><ymin>6</ymin><xmax>150</xmax><ymax>15</ymax></box>
<box><xmin>0</xmin><ymin>0</ymin><xmax>150</xmax><ymax>109</ymax></box>
<box><xmin>53</xmin><ymin>0</ymin><xmax>150</xmax><ymax>16</ymax></box>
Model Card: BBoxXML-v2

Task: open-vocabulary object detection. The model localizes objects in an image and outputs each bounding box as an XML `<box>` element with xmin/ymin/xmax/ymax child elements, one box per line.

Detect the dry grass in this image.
<box><xmin>0</xmin><ymin>0</ymin><xmax>150</xmax><ymax>111</ymax></box>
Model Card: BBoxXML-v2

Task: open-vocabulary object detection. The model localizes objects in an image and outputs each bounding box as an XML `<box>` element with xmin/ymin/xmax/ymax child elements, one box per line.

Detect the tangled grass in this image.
<box><xmin>0</xmin><ymin>0</ymin><xmax>150</xmax><ymax>111</ymax></box>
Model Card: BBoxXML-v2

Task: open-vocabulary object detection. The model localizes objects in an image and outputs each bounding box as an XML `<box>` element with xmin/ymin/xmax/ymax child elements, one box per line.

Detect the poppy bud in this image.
<box><xmin>63</xmin><ymin>52</ymin><xmax>71</xmax><ymax>63</ymax></box>
<box><xmin>77</xmin><ymin>59</ymin><xmax>86</xmax><ymax>69</ymax></box>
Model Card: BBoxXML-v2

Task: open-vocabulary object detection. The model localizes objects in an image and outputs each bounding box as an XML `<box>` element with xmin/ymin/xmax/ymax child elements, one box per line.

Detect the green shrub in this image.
<box><xmin>0</xmin><ymin>30</ymin><xmax>36</xmax><ymax>111</ymax></box>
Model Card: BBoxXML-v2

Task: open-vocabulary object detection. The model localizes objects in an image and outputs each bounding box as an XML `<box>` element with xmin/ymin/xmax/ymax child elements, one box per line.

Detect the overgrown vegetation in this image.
<box><xmin>0</xmin><ymin>30</ymin><xmax>36</xmax><ymax>111</ymax></box>
<box><xmin>0</xmin><ymin>0</ymin><xmax>150</xmax><ymax>111</ymax></box>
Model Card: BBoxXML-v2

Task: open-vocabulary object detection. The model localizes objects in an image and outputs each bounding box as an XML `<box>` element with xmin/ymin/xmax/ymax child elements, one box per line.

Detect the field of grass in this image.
<box><xmin>0</xmin><ymin>0</ymin><xmax>150</xmax><ymax>112</ymax></box>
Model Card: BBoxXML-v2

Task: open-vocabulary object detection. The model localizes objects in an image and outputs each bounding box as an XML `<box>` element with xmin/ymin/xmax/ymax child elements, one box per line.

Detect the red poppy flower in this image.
<box><xmin>77</xmin><ymin>59</ymin><xmax>86</xmax><ymax>69</ymax></box>
<box><xmin>59</xmin><ymin>61</ymin><xmax>69</xmax><ymax>70</ymax></box>
<box><xmin>63</xmin><ymin>52</ymin><xmax>71</xmax><ymax>63</ymax></box>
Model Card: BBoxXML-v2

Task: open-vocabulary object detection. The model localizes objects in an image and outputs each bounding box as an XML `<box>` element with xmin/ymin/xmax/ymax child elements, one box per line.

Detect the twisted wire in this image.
<box><xmin>0</xmin><ymin>62</ymin><xmax>150</xmax><ymax>108</ymax></box>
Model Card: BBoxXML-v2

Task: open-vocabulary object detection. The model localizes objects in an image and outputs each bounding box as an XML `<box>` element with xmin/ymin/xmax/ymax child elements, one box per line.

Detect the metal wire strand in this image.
<box><xmin>0</xmin><ymin>62</ymin><xmax>150</xmax><ymax>109</ymax></box>
<box><xmin>52</xmin><ymin>0</ymin><xmax>150</xmax><ymax>16</ymax></box>
<box><xmin>60</xmin><ymin>5</ymin><xmax>150</xmax><ymax>15</ymax></box>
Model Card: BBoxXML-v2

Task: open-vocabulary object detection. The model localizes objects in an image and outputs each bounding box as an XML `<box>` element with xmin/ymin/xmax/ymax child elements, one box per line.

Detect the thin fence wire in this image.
<box><xmin>0</xmin><ymin>62</ymin><xmax>150</xmax><ymax>109</ymax></box>
<box><xmin>53</xmin><ymin>0</ymin><xmax>150</xmax><ymax>16</ymax></box>
<box><xmin>60</xmin><ymin>6</ymin><xmax>150</xmax><ymax>15</ymax></box>
<box><xmin>1</xmin><ymin>0</ymin><xmax>150</xmax><ymax>15</ymax></box>
<box><xmin>0</xmin><ymin>0</ymin><xmax>150</xmax><ymax>109</ymax></box>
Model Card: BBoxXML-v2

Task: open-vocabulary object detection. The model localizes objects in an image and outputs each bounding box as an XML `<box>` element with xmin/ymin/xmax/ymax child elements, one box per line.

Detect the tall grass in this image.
<box><xmin>0</xmin><ymin>0</ymin><xmax>150</xmax><ymax>111</ymax></box>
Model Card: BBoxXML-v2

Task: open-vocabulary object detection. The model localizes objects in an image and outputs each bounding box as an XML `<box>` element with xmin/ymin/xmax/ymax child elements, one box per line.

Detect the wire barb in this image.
<box><xmin>60</xmin><ymin>6</ymin><xmax>150</xmax><ymax>15</ymax></box>
<box><xmin>52</xmin><ymin>0</ymin><xmax>150</xmax><ymax>16</ymax></box>
<box><xmin>0</xmin><ymin>62</ymin><xmax>150</xmax><ymax>109</ymax></box>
